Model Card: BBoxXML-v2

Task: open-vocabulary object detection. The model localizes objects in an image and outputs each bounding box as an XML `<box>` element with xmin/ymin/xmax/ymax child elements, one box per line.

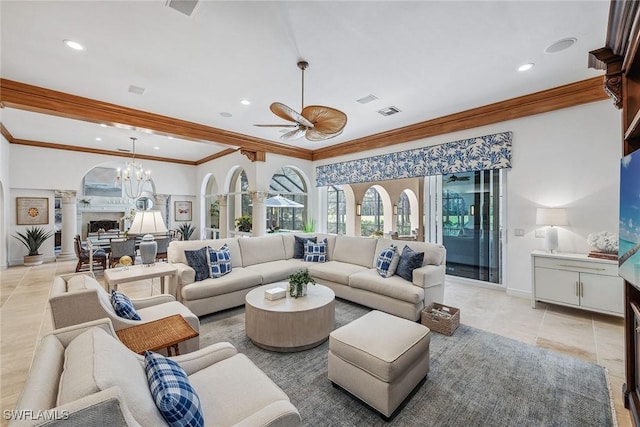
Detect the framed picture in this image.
<box><xmin>175</xmin><ymin>201</ymin><xmax>192</xmax><ymax>221</ymax></box>
<box><xmin>17</xmin><ymin>197</ymin><xmax>49</xmax><ymax>225</ymax></box>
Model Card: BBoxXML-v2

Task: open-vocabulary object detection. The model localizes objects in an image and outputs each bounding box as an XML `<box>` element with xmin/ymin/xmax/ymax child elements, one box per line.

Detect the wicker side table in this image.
<box><xmin>116</xmin><ymin>314</ymin><xmax>199</xmax><ymax>356</ymax></box>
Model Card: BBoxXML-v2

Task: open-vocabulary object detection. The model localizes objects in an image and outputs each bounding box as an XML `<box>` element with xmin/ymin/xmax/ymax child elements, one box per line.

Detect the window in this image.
<box><xmin>327</xmin><ymin>185</ymin><xmax>346</xmax><ymax>234</ymax></box>
<box><xmin>361</xmin><ymin>187</ymin><xmax>383</xmax><ymax>237</ymax></box>
<box><xmin>267</xmin><ymin>167</ymin><xmax>307</xmax><ymax>231</ymax></box>
<box><xmin>396</xmin><ymin>191</ymin><xmax>411</xmax><ymax>235</ymax></box>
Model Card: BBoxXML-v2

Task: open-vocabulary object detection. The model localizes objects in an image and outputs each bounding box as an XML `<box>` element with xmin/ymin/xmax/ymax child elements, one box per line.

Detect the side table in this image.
<box><xmin>104</xmin><ymin>263</ymin><xmax>178</xmax><ymax>296</ymax></box>
<box><xmin>116</xmin><ymin>314</ymin><xmax>198</xmax><ymax>356</ymax></box>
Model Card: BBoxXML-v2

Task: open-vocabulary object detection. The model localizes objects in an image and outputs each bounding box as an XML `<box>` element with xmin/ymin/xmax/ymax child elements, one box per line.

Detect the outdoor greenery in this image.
<box><xmin>13</xmin><ymin>226</ymin><xmax>54</xmax><ymax>256</ymax></box>
<box><xmin>235</xmin><ymin>215</ymin><xmax>253</xmax><ymax>232</ymax></box>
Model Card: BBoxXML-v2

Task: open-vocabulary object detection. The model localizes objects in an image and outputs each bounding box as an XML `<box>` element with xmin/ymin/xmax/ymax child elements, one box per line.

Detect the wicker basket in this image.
<box><xmin>421</xmin><ymin>303</ymin><xmax>460</xmax><ymax>336</ymax></box>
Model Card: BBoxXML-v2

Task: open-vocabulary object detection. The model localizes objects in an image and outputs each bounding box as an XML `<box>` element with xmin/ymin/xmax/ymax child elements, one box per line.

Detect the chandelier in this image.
<box><xmin>116</xmin><ymin>137</ymin><xmax>151</xmax><ymax>200</ymax></box>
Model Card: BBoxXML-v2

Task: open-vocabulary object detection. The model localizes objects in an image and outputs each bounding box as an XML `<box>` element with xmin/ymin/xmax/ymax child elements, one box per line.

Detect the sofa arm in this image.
<box><xmin>171</xmin><ymin>263</ymin><xmax>195</xmax><ymax>302</ymax></box>
<box><xmin>172</xmin><ymin>342</ymin><xmax>238</xmax><ymax>376</ymax></box>
<box><xmin>412</xmin><ymin>264</ymin><xmax>445</xmax><ymax>304</ymax></box>
<box><xmin>234</xmin><ymin>400</ymin><xmax>302</xmax><ymax>427</ymax></box>
<box><xmin>132</xmin><ymin>294</ymin><xmax>175</xmax><ymax>309</ymax></box>
<box><xmin>8</xmin><ymin>387</ymin><xmax>142</xmax><ymax>427</ymax></box>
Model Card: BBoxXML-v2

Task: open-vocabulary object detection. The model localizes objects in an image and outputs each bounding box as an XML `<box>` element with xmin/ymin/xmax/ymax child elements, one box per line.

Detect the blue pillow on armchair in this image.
<box><xmin>395</xmin><ymin>245</ymin><xmax>424</xmax><ymax>282</ymax></box>
<box><xmin>111</xmin><ymin>290</ymin><xmax>141</xmax><ymax>320</ymax></box>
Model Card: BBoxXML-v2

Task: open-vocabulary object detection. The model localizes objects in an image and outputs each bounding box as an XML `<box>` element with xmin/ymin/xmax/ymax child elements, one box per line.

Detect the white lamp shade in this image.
<box><xmin>535</xmin><ymin>208</ymin><xmax>568</xmax><ymax>226</ymax></box>
<box><xmin>128</xmin><ymin>210</ymin><xmax>168</xmax><ymax>235</ymax></box>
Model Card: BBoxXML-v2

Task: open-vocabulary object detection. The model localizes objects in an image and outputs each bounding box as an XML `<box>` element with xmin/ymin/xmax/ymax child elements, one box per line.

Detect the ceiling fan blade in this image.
<box><xmin>281</xmin><ymin>127</ymin><xmax>306</xmax><ymax>141</ymax></box>
<box><xmin>254</xmin><ymin>124</ymin><xmax>299</xmax><ymax>128</ymax></box>
<box><xmin>301</xmin><ymin>105</ymin><xmax>347</xmax><ymax>135</ymax></box>
<box><xmin>305</xmin><ymin>128</ymin><xmax>344</xmax><ymax>141</ymax></box>
<box><xmin>270</xmin><ymin>102</ymin><xmax>314</xmax><ymax>128</ymax></box>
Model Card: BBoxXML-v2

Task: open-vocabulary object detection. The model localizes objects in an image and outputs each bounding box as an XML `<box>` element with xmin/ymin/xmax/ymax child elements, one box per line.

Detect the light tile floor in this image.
<box><xmin>0</xmin><ymin>261</ymin><xmax>631</xmax><ymax>426</ymax></box>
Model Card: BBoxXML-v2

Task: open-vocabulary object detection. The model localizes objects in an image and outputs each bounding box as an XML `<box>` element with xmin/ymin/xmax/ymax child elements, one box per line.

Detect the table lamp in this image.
<box><xmin>128</xmin><ymin>210</ymin><xmax>168</xmax><ymax>264</ymax></box>
<box><xmin>536</xmin><ymin>208</ymin><xmax>568</xmax><ymax>253</ymax></box>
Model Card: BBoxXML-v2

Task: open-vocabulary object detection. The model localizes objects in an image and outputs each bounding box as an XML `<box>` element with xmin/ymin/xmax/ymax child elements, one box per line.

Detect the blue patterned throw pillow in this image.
<box><xmin>376</xmin><ymin>244</ymin><xmax>400</xmax><ymax>278</ymax></box>
<box><xmin>207</xmin><ymin>243</ymin><xmax>232</xmax><ymax>278</ymax></box>
<box><xmin>304</xmin><ymin>239</ymin><xmax>327</xmax><ymax>262</ymax></box>
<box><xmin>111</xmin><ymin>290</ymin><xmax>141</xmax><ymax>320</ymax></box>
<box><xmin>395</xmin><ymin>245</ymin><xmax>425</xmax><ymax>282</ymax></box>
<box><xmin>294</xmin><ymin>236</ymin><xmax>316</xmax><ymax>259</ymax></box>
<box><xmin>144</xmin><ymin>351</ymin><xmax>204</xmax><ymax>427</ymax></box>
<box><xmin>184</xmin><ymin>247</ymin><xmax>209</xmax><ymax>282</ymax></box>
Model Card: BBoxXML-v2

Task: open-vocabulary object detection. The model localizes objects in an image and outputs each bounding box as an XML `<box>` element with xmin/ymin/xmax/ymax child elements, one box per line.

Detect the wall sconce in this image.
<box><xmin>393</xmin><ymin>204</ymin><xmax>398</xmax><ymax>215</ymax></box>
<box><xmin>536</xmin><ymin>208</ymin><xmax>568</xmax><ymax>253</ymax></box>
<box><xmin>356</xmin><ymin>203</ymin><xmax>362</xmax><ymax>216</ymax></box>
<box><xmin>469</xmin><ymin>205</ymin><xmax>475</xmax><ymax>216</ymax></box>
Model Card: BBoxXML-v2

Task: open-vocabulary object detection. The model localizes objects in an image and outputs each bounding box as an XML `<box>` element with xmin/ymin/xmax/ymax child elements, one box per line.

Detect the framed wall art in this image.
<box><xmin>174</xmin><ymin>201</ymin><xmax>192</xmax><ymax>221</ymax></box>
<box><xmin>17</xmin><ymin>197</ymin><xmax>49</xmax><ymax>225</ymax></box>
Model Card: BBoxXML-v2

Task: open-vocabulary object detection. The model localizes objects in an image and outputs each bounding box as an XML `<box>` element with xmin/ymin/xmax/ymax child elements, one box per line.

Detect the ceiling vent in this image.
<box><xmin>128</xmin><ymin>85</ymin><xmax>145</xmax><ymax>95</ymax></box>
<box><xmin>377</xmin><ymin>106</ymin><xmax>401</xmax><ymax>116</ymax></box>
<box><xmin>357</xmin><ymin>94</ymin><xmax>378</xmax><ymax>104</ymax></box>
<box><xmin>166</xmin><ymin>0</ymin><xmax>199</xmax><ymax>16</ymax></box>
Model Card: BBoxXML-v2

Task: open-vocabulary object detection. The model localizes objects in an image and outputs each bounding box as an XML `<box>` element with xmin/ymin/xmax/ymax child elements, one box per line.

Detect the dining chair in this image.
<box><xmin>73</xmin><ymin>235</ymin><xmax>108</xmax><ymax>272</ymax></box>
<box><xmin>109</xmin><ymin>238</ymin><xmax>137</xmax><ymax>268</ymax></box>
<box><xmin>155</xmin><ymin>237</ymin><xmax>170</xmax><ymax>262</ymax></box>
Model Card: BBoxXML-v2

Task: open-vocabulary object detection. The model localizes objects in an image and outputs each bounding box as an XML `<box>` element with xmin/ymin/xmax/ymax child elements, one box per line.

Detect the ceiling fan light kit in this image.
<box><xmin>255</xmin><ymin>60</ymin><xmax>347</xmax><ymax>142</ymax></box>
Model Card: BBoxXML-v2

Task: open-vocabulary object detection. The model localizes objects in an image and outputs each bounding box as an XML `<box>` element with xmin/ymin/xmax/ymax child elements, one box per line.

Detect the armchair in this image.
<box><xmin>10</xmin><ymin>319</ymin><xmax>301</xmax><ymax>427</ymax></box>
<box><xmin>49</xmin><ymin>272</ymin><xmax>199</xmax><ymax>354</ymax></box>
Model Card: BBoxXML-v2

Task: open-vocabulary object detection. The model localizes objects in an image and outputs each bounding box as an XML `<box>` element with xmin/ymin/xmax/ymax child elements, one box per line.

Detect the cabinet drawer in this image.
<box><xmin>534</xmin><ymin>256</ymin><xmax>618</xmax><ymax>276</ymax></box>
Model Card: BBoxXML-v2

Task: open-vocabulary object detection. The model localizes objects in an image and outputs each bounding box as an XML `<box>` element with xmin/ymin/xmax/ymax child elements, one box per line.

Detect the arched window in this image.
<box><xmin>229</xmin><ymin>169</ymin><xmax>251</xmax><ymax>233</ymax></box>
<box><xmin>268</xmin><ymin>167</ymin><xmax>307</xmax><ymax>231</ymax></box>
<box><xmin>396</xmin><ymin>191</ymin><xmax>411</xmax><ymax>235</ymax></box>
<box><xmin>204</xmin><ymin>175</ymin><xmax>219</xmax><ymax>239</ymax></box>
<box><xmin>361</xmin><ymin>187</ymin><xmax>383</xmax><ymax>237</ymax></box>
<box><xmin>327</xmin><ymin>185</ymin><xmax>346</xmax><ymax>234</ymax></box>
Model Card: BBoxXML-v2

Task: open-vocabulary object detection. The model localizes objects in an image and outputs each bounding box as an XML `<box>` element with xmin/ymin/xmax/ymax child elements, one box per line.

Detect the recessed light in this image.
<box><xmin>95</xmin><ymin>137</ymin><xmax>102</xmax><ymax>142</ymax></box>
<box><xmin>63</xmin><ymin>39</ymin><xmax>84</xmax><ymax>51</ymax></box>
<box><xmin>154</xmin><ymin>146</ymin><xmax>160</xmax><ymax>150</ymax></box>
<box><xmin>518</xmin><ymin>63</ymin><xmax>534</xmax><ymax>72</ymax></box>
<box><xmin>220</xmin><ymin>112</ymin><xmax>233</xmax><ymax>118</ymax></box>
<box><xmin>99</xmin><ymin>123</ymin><xmax>107</xmax><ymax>127</ymax></box>
<box><xmin>240</xmin><ymin>99</ymin><xmax>251</xmax><ymax>106</ymax></box>
<box><xmin>545</xmin><ymin>38</ymin><xmax>577</xmax><ymax>54</ymax></box>
<box><xmin>167</xmin><ymin>136</ymin><xmax>174</xmax><ymax>140</ymax></box>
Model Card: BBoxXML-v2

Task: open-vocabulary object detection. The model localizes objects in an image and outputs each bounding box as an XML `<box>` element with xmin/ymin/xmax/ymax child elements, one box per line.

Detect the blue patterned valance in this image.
<box><xmin>315</xmin><ymin>131</ymin><xmax>512</xmax><ymax>187</ymax></box>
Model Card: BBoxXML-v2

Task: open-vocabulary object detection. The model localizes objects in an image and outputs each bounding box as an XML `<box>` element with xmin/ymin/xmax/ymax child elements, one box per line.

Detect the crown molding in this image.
<box><xmin>0</xmin><ymin>78</ymin><xmax>312</xmax><ymax>161</ymax></box>
<box><xmin>311</xmin><ymin>76</ymin><xmax>608</xmax><ymax>161</ymax></box>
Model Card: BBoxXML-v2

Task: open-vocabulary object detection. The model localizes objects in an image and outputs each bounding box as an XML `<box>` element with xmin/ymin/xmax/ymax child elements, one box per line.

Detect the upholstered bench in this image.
<box><xmin>328</xmin><ymin>310</ymin><xmax>431</xmax><ymax>419</ymax></box>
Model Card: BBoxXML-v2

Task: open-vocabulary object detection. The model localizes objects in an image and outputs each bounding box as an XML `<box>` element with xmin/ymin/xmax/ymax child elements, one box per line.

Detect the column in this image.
<box><xmin>250</xmin><ymin>191</ymin><xmax>268</xmax><ymax>237</ymax></box>
<box><xmin>57</xmin><ymin>190</ymin><xmax>78</xmax><ymax>260</ymax></box>
<box><xmin>217</xmin><ymin>194</ymin><xmax>228</xmax><ymax>239</ymax></box>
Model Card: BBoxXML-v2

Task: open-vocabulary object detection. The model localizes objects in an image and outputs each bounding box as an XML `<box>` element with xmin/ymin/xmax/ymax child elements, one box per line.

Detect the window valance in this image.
<box><xmin>315</xmin><ymin>131</ymin><xmax>512</xmax><ymax>187</ymax></box>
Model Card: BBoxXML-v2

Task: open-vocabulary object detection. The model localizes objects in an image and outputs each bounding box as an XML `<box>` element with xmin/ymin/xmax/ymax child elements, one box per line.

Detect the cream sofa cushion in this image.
<box><xmin>57</xmin><ymin>328</ymin><xmax>166</xmax><ymax>426</ymax></box>
<box><xmin>66</xmin><ymin>274</ymin><xmax>114</xmax><ymax>315</ymax></box>
<box><xmin>238</xmin><ymin>235</ymin><xmax>287</xmax><ymax>266</ymax></box>
<box><xmin>181</xmin><ymin>268</ymin><xmax>263</xmax><ymax>300</ymax></box>
<box><xmin>245</xmin><ymin>259</ymin><xmax>308</xmax><ymax>284</ymax></box>
<box><xmin>332</xmin><ymin>235</ymin><xmax>378</xmax><ymax>268</ymax></box>
<box><xmin>307</xmin><ymin>261</ymin><xmax>369</xmax><ymax>284</ymax></box>
<box><xmin>189</xmin><ymin>353</ymin><xmax>294</xmax><ymax>426</ymax></box>
<box><xmin>349</xmin><ymin>269</ymin><xmax>424</xmax><ymax>304</ymax></box>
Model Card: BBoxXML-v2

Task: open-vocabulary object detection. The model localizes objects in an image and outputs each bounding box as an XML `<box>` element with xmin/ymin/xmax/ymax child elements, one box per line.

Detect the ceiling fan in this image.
<box><xmin>446</xmin><ymin>174</ymin><xmax>471</xmax><ymax>183</ymax></box>
<box><xmin>255</xmin><ymin>61</ymin><xmax>347</xmax><ymax>142</ymax></box>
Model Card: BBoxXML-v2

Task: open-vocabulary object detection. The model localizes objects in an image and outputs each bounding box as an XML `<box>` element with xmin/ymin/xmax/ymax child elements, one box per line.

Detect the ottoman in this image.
<box><xmin>328</xmin><ymin>310</ymin><xmax>431</xmax><ymax>419</ymax></box>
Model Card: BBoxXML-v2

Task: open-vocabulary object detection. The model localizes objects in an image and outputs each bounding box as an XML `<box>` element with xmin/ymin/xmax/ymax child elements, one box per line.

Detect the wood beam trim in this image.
<box><xmin>0</xmin><ymin>79</ymin><xmax>312</xmax><ymax>161</ymax></box>
<box><xmin>195</xmin><ymin>148</ymin><xmax>238</xmax><ymax>165</ymax></box>
<box><xmin>11</xmin><ymin>138</ymin><xmax>197</xmax><ymax>165</ymax></box>
<box><xmin>0</xmin><ymin>122</ymin><xmax>14</xmax><ymax>143</ymax></box>
<box><xmin>312</xmin><ymin>77</ymin><xmax>608</xmax><ymax>161</ymax></box>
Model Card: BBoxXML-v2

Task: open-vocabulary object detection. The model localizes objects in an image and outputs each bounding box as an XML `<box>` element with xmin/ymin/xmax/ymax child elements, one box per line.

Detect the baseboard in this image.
<box><xmin>506</xmin><ymin>288</ymin><xmax>531</xmax><ymax>299</ymax></box>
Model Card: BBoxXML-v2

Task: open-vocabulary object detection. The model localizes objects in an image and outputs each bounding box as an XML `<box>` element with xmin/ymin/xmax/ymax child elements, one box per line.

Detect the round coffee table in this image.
<box><xmin>245</xmin><ymin>283</ymin><xmax>335</xmax><ymax>352</ymax></box>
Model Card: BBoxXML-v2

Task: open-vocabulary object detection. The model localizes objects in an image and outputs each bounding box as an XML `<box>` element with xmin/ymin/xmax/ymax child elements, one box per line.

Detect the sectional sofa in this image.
<box><xmin>167</xmin><ymin>234</ymin><xmax>446</xmax><ymax>321</ymax></box>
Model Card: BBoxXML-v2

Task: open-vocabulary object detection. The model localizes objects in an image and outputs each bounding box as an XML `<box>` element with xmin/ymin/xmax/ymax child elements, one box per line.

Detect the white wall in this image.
<box><xmin>0</xmin><ymin>132</ymin><xmax>10</xmax><ymax>269</ymax></box>
<box><xmin>314</xmin><ymin>100</ymin><xmax>622</xmax><ymax>298</ymax></box>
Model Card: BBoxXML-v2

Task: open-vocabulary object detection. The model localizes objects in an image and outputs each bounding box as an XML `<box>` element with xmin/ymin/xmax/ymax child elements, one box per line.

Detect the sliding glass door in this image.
<box><xmin>425</xmin><ymin>170</ymin><xmax>503</xmax><ymax>284</ymax></box>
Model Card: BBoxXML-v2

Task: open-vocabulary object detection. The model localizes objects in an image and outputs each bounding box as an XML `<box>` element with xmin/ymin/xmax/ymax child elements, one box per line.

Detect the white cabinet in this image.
<box><xmin>531</xmin><ymin>251</ymin><xmax>623</xmax><ymax>317</ymax></box>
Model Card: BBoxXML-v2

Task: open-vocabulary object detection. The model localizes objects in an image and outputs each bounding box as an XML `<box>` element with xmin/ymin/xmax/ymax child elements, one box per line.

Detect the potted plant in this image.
<box><xmin>13</xmin><ymin>226</ymin><xmax>54</xmax><ymax>266</ymax></box>
<box><xmin>288</xmin><ymin>268</ymin><xmax>316</xmax><ymax>298</ymax></box>
<box><xmin>235</xmin><ymin>215</ymin><xmax>252</xmax><ymax>232</ymax></box>
<box><xmin>175</xmin><ymin>222</ymin><xmax>196</xmax><ymax>241</ymax></box>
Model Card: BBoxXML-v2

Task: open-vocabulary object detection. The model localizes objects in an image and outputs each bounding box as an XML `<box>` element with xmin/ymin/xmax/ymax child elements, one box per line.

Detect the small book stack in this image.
<box><xmin>264</xmin><ymin>287</ymin><xmax>286</xmax><ymax>301</ymax></box>
<box><xmin>587</xmin><ymin>251</ymin><xmax>618</xmax><ymax>261</ymax></box>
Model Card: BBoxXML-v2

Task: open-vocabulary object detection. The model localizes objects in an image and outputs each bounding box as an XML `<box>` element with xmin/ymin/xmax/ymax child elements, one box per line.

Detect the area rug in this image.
<box><xmin>199</xmin><ymin>300</ymin><xmax>615</xmax><ymax>427</ymax></box>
